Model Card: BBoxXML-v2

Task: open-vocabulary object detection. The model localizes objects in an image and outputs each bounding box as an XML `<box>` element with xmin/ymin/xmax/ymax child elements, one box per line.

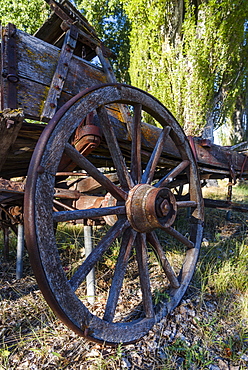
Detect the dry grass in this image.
<box><xmin>0</xmin><ymin>180</ymin><xmax>248</xmax><ymax>369</ymax></box>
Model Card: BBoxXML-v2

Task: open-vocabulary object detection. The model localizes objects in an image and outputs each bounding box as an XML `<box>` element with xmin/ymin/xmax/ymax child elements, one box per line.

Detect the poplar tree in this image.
<box><xmin>78</xmin><ymin>0</ymin><xmax>248</xmax><ymax>141</ymax></box>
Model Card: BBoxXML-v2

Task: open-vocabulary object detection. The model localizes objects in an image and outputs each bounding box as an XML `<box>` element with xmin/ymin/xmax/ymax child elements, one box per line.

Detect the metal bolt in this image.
<box><xmin>37</xmin><ymin>166</ymin><xmax>45</xmax><ymax>174</ymax></box>
<box><xmin>160</xmin><ymin>199</ymin><xmax>170</xmax><ymax>217</ymax></box>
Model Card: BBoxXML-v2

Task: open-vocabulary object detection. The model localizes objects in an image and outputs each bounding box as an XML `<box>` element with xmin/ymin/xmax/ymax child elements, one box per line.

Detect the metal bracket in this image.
<box><xmin>239</xmin><ymin>155</ymin><xmax>248</xmax><ymax>180</ymax></box>
<box><xmin>226</xmin><ymin>152</ymin><xmax>236</xmax><ymax>185</ymax></box>
<box><xmin>187</xmin><ymin>136</ymin><xmax>198</xmax><ymax>162</ymax></box>
<box><xmin>41</xmin><ymin>25</ymin><xmax>79</xmax><ymax>121</ymax></box>
<box><xmin>1</xmin><ymin>24</ymin><xmax>18</xmax><ymax>110</ymax></box>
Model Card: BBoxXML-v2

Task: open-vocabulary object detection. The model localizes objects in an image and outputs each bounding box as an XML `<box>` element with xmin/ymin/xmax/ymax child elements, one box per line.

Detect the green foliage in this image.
<box><xmin>0</xmin><ymin>0</ymin><xmax>49</xmax><ymax>34</ymax></box>
<box><xmin>76</xmin><ymin>0</ymin><xmax>248</xmax><ymax>137</ymax></box>
<box><xmin>163</xmin><ymin>338</ymin><xmax>213</xmax><ymax>368</ymax></box>
<box><xmin>123</xmin><ymin>0</ymin><xmax>248</xmax><ymax>135</ymax></box>
<box><xmin>75</xmin><ymin>0</ymin><xmax>131</xmax><ymax>82</ymax></box>
<box><xmin>1</xmin><ymin>0</ymin><xmax>248</xmax><ymax>137</ymax></box>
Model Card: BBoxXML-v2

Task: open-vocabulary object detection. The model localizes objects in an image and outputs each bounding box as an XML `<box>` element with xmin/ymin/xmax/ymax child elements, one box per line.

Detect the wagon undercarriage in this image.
<box><xmin>1</xmin><ymin>0</ymin><xmax>248</xmax><ymax>345</ymax></box>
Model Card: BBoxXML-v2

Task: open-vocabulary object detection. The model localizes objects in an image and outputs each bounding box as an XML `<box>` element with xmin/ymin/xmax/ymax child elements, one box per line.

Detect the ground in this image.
<box><xmin>0</xmin><ymin>180</ymin><xmax>248</xmax><ymax>369</ymax></box>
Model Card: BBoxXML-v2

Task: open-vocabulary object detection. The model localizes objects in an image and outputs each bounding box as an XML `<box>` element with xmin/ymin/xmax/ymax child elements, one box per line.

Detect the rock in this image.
<box><xmin>121</xmin><ymin>357</ymin><xmax>131</xmax><ymax>369</ymax></box>
<box><xmin>240</xmin><ymin>353</ymin><xmax>248</xmax><ymax>362</ymax></box>
<box><xmin>217</xmin><ymin>358</ymin><xmax>229</xmax><ymax>370</ymax></box>
<box><xmin>179</xmin><ymin>305</ymin><xmax>188</xmax><ymax>315</ymax></box>
<box><xmin>163</xmin><ymin>329</ymin><xmax>172</xmax><ymax>337</ymax></box>
<box><xmin>208</xmin><ymin>365</ymin><xmax>220</xmax><ymax>370</ymax></box>
<box><xmin>175</xmin><ymin>314</ymin><xmax>182</xmax><ymax>323</ymax></box>
<box><xmin>187</xmin><ymin>308</ymin><xmax>196</xmax><ymax>317</ymax></box>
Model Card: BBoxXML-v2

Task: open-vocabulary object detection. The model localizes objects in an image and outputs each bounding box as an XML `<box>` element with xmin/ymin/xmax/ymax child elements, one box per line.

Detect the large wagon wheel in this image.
<box><xmin>24</xmin><ymin>83</ymin><xmax>204</xmax><ymax>345</ymax></box>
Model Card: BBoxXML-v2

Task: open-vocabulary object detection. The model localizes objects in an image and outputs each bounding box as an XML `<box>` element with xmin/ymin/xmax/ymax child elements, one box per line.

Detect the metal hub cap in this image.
<box><xmin>126</xmin><ymin>184</ymin><xmax>177</xmax><ymax>232</ymax></box>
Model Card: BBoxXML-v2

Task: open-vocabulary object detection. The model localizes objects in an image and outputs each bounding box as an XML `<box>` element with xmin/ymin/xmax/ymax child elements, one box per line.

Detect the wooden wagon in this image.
<box><xmin>1</xmin><ymin>0</ymin><xmax>248</xmax><ymax>345</ymax></box>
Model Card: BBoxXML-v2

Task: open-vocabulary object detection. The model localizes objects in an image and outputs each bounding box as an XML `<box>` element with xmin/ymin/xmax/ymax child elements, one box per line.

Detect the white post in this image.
<box><xmin>16</xmin><ymin>223</ymin><xmax>24</xmax><ymax>279</ymax></box>
<box><xmin>84</xmin><ymin>225</ymin><xmax>95</xmax><ymax>304</ymax></box>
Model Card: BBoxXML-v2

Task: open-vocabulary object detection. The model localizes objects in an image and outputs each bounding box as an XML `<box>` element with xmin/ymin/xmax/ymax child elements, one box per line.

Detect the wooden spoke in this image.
<box><xmin>176</xmin><ymin>201</ymin><xmax>197</xmax><ymax>208</ymax></box>
<box><xmin>141</xmin><ymin>126</ymin><xmax>171</xmax><ymax>184</ymax></box>
<box><xmin>135</xmin><ymin>233</ymin><xmax>154</xmax><ymax>318</ymax></box>
<box><xmin>53</xmin><ymin>199</ymin><xmax>75</xmax><ymax>211</ymax></box>
<box><xmin>103</xmin><ymin>228</ymin><xmax>137</xmax><ymax>322</ymax></box>
<box><xmin>131</xmin><ymin>104</ymin><xmax>142</xmax><ymax>184</ymax></box>
<box><xmin>147</xmin><ymin>232</ymin><xmax>180</xmax><ymax>289</ymax></box>
<box><xmin>164</xmin><ymin>226</ymin><xmax>194</xmax><ymax>249</ymax></box>
<box><xmin>65</xmin><ymin>143</ymin><xmax>127</xmax><ymax>200</ymax></box>
<box><xmin>69</xmin><ymin>219</ymin><xmax>129</xmax><ymax>291</ymax></box>
<box><xmin>97</xmin><ymin>105</ymin><xmax>133</xmax><ymax>190</ymax></box>
<box><xmin>156</xmin><ymin>160</ymin><xmax>190</xmax><ymax>188</ymax></box>
<box><xmin>53</xmin><ymin>205</ymin><xmax>126</xmax><ymax>223</ymax></box>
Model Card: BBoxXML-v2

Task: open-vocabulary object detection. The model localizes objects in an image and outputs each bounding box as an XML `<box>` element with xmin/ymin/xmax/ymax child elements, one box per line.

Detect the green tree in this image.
<box><xmin>77</xmin><ymin>0</ymin><xmax>248</xmax><ymax>139</ymax></box>
<box><xmin>123</xmin><ymin>0</ymin><xmax>248</xmax><ymax>137</ymax></box>
<box><xmin>75</xmin><ymin>0</ymin><xmax>131</xmax><ymax>82</ymax></box>
<box><xmin>0</xmin><ymin>0</ymin><xmax>49</xmax><ymax>34</ymax></box>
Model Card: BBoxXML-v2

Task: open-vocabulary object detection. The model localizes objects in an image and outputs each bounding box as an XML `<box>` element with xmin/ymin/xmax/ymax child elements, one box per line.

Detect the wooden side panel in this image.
<box><xmin>3</xmin><ymin>29</ymin><xmax>107</xmax><ymax>121</ymax></box>
<box><xmin>194</xmin><ymin>139</ymin><xmax>248</xmax><ymax>175</ymax></box>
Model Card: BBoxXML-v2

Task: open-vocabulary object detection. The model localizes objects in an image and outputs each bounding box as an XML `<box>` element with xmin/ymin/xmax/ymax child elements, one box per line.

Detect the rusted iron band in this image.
<box><xmin>239</xmin><ymin>155</ymin><xmax>248</xmax><ymax>179</ymax></box>
<box><xmin>187</xmin><ymin>136</ymin><xmax>198</xmax><ymax>162</ymax></box>
<box><xmin>2</xmin><ymin>24</ymin><xmax>18</xmax><ymax>109</ymax></box>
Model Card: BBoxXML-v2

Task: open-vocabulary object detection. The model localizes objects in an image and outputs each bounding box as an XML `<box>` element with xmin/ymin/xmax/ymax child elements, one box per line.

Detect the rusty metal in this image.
<box><xmin>1</xmin><ymin>24</ymin><xmax>18</xmax><ymax>110</ymax></box>
<box><xmin>64</xmin><ymin>142</ymin><xmax>127</xmax><ymax>201</ymax></box>
<box><xmin>239</xmin><ymin>155</ymin><xmax>248</xmax><ymax>179</ymax></box>
<box><xmin>204</xmin><ymin>198</ymin><xmax>248</xmax><ymax>212</ymax></box>
<box><xmin>126</xmin><ymin>184</ymin><xmax>177</xmax><ymax>232</ymax></box>
<box><xmin>73</xmin><ymin>122</ymin><xmax>102</xmax><ymax>157</ymax></box>
<box><xmin>8</xmin><ymin>206</ymin><xmax>22</xmax><ymax>218</ymax></box>
<box><xmin>0</xmin><ymin>178</ymin><xmax>25</xmax><ymax>193</ymax></box>
<box><xmin>227</xmin><ymin>177</ymin><xmax>233</xmax><ymax>202</ymax></box>
<box><xmin>188</xmin><ymin>135</ymin><xmax>198</xmax><ymax>162</ymax></box>
<box><xmin>198</xmin><ymin>138</ymin><xmax>212</xmax><ymax>148</ymax></box>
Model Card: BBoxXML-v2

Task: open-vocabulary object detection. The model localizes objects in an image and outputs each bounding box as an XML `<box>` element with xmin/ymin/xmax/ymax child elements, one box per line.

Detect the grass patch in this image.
<box><xmin>0</xmin><ymin>180</ymin><xmax>248</xmax><ymax>368</ymax></box>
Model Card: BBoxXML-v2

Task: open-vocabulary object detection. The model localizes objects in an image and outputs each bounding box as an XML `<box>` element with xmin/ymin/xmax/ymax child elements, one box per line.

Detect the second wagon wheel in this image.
<box><xmin>24</xmin><ymin>83</ymin><xmax>204</xmax><ymax>345</ymax></box>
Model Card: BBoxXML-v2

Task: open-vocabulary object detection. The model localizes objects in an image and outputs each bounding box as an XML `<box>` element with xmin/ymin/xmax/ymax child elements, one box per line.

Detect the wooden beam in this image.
<box><xmin>0</xmin><ymin>109</ymin><xmax>24</xmax><ymax>172</ymax></box>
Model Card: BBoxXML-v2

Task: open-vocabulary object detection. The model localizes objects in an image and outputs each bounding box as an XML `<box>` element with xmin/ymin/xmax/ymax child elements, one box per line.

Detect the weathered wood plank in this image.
<box><xmin>2</xmin><ymin>29</ymin><xmax>107</xmax><ymax>121</ymax></box>
<box><xmin>0</xmin><ymin>121</ymin><xmax>44</xmax><ymax>178</ymax></box>
<box><xmin>194</xmin><ymin>138</ymin><xmax>248</xmax><ymax>175</ymax></box>
<box><xmin>0</xmin><ymin>109</ymin><xmax>24</xmax><ymax>172</ymax></box>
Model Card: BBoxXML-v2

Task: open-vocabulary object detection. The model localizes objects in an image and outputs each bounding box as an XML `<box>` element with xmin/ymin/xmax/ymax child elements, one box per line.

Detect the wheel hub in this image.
<box><xmin>126</xmin><ymin>184</ymin><xmax>177</xmax><ymax>232</ymax></box>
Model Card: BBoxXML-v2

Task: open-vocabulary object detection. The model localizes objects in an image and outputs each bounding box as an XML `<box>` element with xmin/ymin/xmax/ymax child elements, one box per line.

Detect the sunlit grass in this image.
<box><xmin>1</xmin><ymin>179</ymin><xmax>248</xmax><ymax>368</ymax></box>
